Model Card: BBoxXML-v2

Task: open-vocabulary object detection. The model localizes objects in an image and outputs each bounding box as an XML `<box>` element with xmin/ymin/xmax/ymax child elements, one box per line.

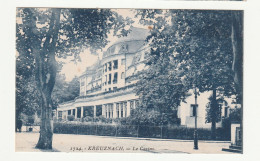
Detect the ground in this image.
<box><xmin>16</xmin><ymin>132</ymin><xmax>233</xmax><ymax>154</ymax></box>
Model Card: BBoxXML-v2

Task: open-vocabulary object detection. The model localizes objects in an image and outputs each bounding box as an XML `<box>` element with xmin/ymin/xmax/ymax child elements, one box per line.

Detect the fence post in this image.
<box><xmin>76</xmin><ymin>124</ymin><xmax>79</xmax><ymax>135</ymax></box>
<box><xmin>95</xmin><ymin>125</ymin><xmax>98</xmax><ymax>135</ymax></box>
<box><xmin>161</xmin><ymin>125</ymin><xmax>163</xmax><ymax>139</ymax></box>
<box><xmin>186</xmin><ymin>127</ymin><xmax>188</xmax><ymax>139</ymax></box>
<box><xmin>115</xmin><ymin>125</ymin><xmax>117</xmax><ymax>137</ymax></box>
<box><xmin>137</xmin><ymin>125</ymin><xmax>139</xmax><ymax>138</ymax></box>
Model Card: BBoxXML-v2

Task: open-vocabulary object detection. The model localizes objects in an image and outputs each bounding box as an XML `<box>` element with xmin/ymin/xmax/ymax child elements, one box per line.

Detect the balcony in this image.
<box><xmin>59</xmin><ymin>84</ymin><xmax>136</xmax><ymax>108</ymax></box>
<box><xmin>79</xmin><ymin>84</ymin><xmax>136</xmax><ymax>99</ymax></box>
<box><xmin>86</xmin><ymin>85</ymin><xmax>102</xmax><ymax>94</ymax></box>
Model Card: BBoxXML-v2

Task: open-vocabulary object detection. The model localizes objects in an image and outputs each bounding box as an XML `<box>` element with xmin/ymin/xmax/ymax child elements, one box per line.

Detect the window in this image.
<box><xmin>121</xmin><ymin>44</ymin><xmax>128</xmax><ymax>52</ymax></box>
<box><xmin>113</xmin><ymin>60</ymin><xmax>118</xmax><ymax>70</ymax></box>
<box><xmin>108</xmin><ymin>62</ymin><xmax>112</xmax><ymax>71</ymax></box>
<box><xmin>109</xmin><ymin>88</ymin><xmax>111</xmax><ymax>91</ymax></box>
<box><xmin>224</xmin><ymin>107</ymin><xmax>229</xmax><ymax>117</ymax></box>
<box><xmin>130</xmin><ymin>101</ymin><xmax>134</xmax><ymax>111</ymax></box>
<box><xmin>190</xmin><ymin>104</ymin><xmax>198</xmax><ymax>117</ymax></box>
<box><xmin>105</xmin><ymin>105</ymin><xmax>108</xmax><ymax>118</ymax></box>
<box><xmin>83</xmin><ymin>107</ymin><xmax>87</xmax><ymax>117</ymax></box>
<box><xmin>120</xmin><ymin>103</ymin><xmax>123</xmax><ymax>117</ymax></box>
<box><xmin>121</xmin><ymin>72</ymin><xmax>125</xmax><ymax>79</ymax></box>
<box><xmin>68</xmin><ymin>110</ymin><xmax>71</xmax><ymax>115</ymax></box>
<box><xmin>58</xmin><ymin>111</ymin><xmax>62</xmax><ymax>118</ymax></box>
<box><xmin>108</xmin><ymin>107</ymin><xmax>110</xmax><ymax>118</ymax></box>
<box><xmin>111</xmin><ymin>104</ymin><xmax>114</xmax><ymax>117</ymax></box>
<box><xmin>73</xmin><ymin>109</ymin><xmax>75</xmax><ymax>116</ymax></box>
<box><xmin>110</xmin><ymin>104</ymin><xmax>113</xmax><ymax>118</ymax></box>
<box><xmin>124</xmin><ymin>102</ymin><xmax>127</xmax><ymax>117</ymax></box>
<box><xmin>108</xmin><ymin>74</ymin><xmax>111</xmax><ymax>84</ymax></box>
<box><xmin>121</xmin><ymin>59</ymin><xmax>125</xmax><ymax>65</ymax></box>
<box><xmin>104</xmin><ymin>64</ymin><xmax>107</xmax><ymax>72</ymax></box>
<box><xmin>116</xmin><ymin>103</ymin><xmax>119</xmax><ymax>118</ymax></box>
<box><xmin>77</xmin><ymin>107</ymin><xmax>81</xmax><ymax>118</ymax></box>
<box><xmin>192</xmin><ymin>106</ymin><xmax>196</xmax><ymax>117</ymax></box>
<box><xmin>219</xmin><ymin>100</ymin><xmax>228</xmax><ymax>118</ymax></box>
<box><xmin>113</xmin><ymin>72</ymin><xmax>118</xmax><ymax>84</ymax></box>
<box><xmin>113</xmin><ymin>87</ymin><xmax>117</xmax><ymax>90</ymax></box>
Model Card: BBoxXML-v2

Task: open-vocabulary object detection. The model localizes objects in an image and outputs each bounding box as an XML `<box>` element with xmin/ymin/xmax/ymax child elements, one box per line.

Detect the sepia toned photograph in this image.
<box><xmin>15</xmin><ymin>8</ymin><xmax>243</xmax><ymax>154</ymax></box>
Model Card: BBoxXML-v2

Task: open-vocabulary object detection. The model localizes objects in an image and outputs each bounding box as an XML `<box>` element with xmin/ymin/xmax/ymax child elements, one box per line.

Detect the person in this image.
<box><xmin>17</xmin><ymin>119</ymin><xmax>23</xmax><ymax>132</ymax></box>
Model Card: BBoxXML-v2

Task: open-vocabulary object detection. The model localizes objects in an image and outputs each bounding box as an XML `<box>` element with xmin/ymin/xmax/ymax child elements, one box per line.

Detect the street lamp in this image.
<box><xmin>191</xmin><ymin>85</ymin><xmax>199</xmax><ymax>150</ymax></box>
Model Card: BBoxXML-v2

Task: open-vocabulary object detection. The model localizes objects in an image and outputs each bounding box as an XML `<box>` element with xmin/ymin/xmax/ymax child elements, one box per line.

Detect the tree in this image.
<box><xmin>205</xmin><ymin>96</ymin><xmax>226</xmax><ymax>124</ymax></box>
<box><xmin>135</xmin><ymin>54</ymin><xmax>189</xmax><ymax>115</ymax></box>
<box><xmin>16</xmin><ymin>75</ymin><xmax>41</xmax><ymax>130</ymax></box>
<box><xmin>135</xmin><ymin>10</ymin><xmax>190</xmax><ymax>118</ymax></box>
<box><xmin>16</xmin><ymin>42</ymin><xmax>41</xmax><ymax>131</ymax></box>
<box><xmin>230</xmin><ymin>11</ymin><xmax>243</xmax><ymax>147</ymax></box>
<box><xmin>52</xmin><ymin>74</ymin><xmax>80</xmax><ymax>109</ymax></box>
<box><xmin>16</xmin><ymin>8</ymin><xmax>131</xmax><ymax>149</ymax></box>
<box><xmin>135</xmin><ymin>9</ymin><xmax>242</xmax><ymax>139</ymax></box>
<box><xmin>231</xmin><ymin>11</ymin><xmax>243</xmax><ymax>103</ymax></box>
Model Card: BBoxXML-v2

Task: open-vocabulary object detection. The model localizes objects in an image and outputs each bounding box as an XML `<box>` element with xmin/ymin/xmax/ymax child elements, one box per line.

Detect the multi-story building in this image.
<box><xmin>57</xmin><ymin>27</ymin><xmax>239</xmax><ymax>128</ymax></box>
<box><xmin>58</xmin><ymin>27</ymin><xmax>150</xmax><ymax>120</ymax></box>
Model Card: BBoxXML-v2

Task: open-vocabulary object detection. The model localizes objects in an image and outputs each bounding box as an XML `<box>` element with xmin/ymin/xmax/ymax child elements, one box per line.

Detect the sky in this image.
<box><xmin>59</xmin><ymin>9</ymin><xmax>148</xmax><ymax>82</ymax></box>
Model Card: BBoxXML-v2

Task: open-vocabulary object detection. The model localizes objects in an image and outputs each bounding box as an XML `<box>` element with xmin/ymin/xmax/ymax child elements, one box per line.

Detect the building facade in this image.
<box><xmin>57</xmin><ymin>27</ymin><xmax>239</xmax><ymax>128</ymax></box>
<box><xmin>57</xmin><ymin>27</ymin><xmax>150</xmax><ymax>120</ymax></box>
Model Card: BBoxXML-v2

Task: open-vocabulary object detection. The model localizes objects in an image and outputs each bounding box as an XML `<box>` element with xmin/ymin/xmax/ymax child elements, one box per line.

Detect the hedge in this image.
<box><xmin>53</xmin><ymin>122</ymin><xmax>230</xmax><ymax>141</ymax></box>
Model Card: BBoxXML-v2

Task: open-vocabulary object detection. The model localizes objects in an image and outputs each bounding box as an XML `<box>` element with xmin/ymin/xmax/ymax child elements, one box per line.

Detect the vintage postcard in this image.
<box><xmin>15</xmin><ymin>8</ymin><xmax>244</xmax><ymax>154</ymax></box>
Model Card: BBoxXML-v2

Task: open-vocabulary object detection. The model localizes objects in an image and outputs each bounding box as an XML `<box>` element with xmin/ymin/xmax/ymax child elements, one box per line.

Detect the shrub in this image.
<box><xmin>229</xmin><ymin>107</ymin><xmax>241</xmax><ymax>123</ymax></box>
<box><xmin>83</xmin><ymin>116</ymin><xmax>94</xmax><ymax>122</ymax></box>
<box><xmin>116</xmin><ymin>125</ymin><xmax>138</xmax><ymax>137</ymax></box>
<box><xmin>96</xmin><ymin>124</ymin><xmax>116</xmax><ymax>136</ymax></box>
<box><xmin>120</xmin><ymin>108</ymin><xmax>180</xmax><ymax>126</ymax></box>
<box><xmin>105</xmin><ymin>118</ymin><xmax>113</xmax><ymax>124</ymax></box>
<box><xmin>53</xmin><ymin>122</ymin><xmax>230</xmax><ymax>141</ymax></box>
<box><xmin>67</xmin><ymin>115</ymin><xmax>75</xmax><ymax>121</ymax></box>
<box><xmin>96</xmin><ymin>116</ymin><xmax>107</xmax><ymax>123</ymax></box>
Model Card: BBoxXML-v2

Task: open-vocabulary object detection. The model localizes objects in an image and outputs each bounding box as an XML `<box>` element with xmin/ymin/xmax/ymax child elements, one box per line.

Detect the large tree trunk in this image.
<box><xmin>231</xmin><ymin>12</ymin><xmax>243</xmax><ymax>103</ymax></box>
<box><xmin>35</xmin><ymin>9</ymin><xmax>61</xmax><ymax>149</ymax></box>
<box><xmin>231</xmin><ymin>11</ymin><xmax>243</xmax><ymax>149</ymax></box>
<box><xmin>35</xmin><ymin>51</ymin><xmax>57</xmax><ymax>149</ymax></box>
<box><xmin>211</xmin><ymin>88</ymin><xmax>217</xmax><ymax>140</ymax></box>
<box><xmin>36</xmin><ymin>89</ymin><xmax>54</xmax><ymax>149</ymax></box>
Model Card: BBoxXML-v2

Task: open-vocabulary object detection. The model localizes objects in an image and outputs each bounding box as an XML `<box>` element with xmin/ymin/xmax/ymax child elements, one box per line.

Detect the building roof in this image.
<box><xmin>113</xmin><ymin>27</ymin><xmax>150</xmax><ymax>44</ymax></box>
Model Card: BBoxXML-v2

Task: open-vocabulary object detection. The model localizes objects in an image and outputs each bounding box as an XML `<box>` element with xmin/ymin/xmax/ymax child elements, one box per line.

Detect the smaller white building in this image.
<box><xmin>178</xmin><ymin>90</ymin><xmax>240</xmax><ymax>128</ymax></box>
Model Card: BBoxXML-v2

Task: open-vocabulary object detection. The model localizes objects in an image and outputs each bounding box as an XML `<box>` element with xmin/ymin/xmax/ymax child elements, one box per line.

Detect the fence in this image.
<box><xmin>53</xmin><ymin>123</ymin><xmax>230</xmax><ymax>141</ymax></box>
